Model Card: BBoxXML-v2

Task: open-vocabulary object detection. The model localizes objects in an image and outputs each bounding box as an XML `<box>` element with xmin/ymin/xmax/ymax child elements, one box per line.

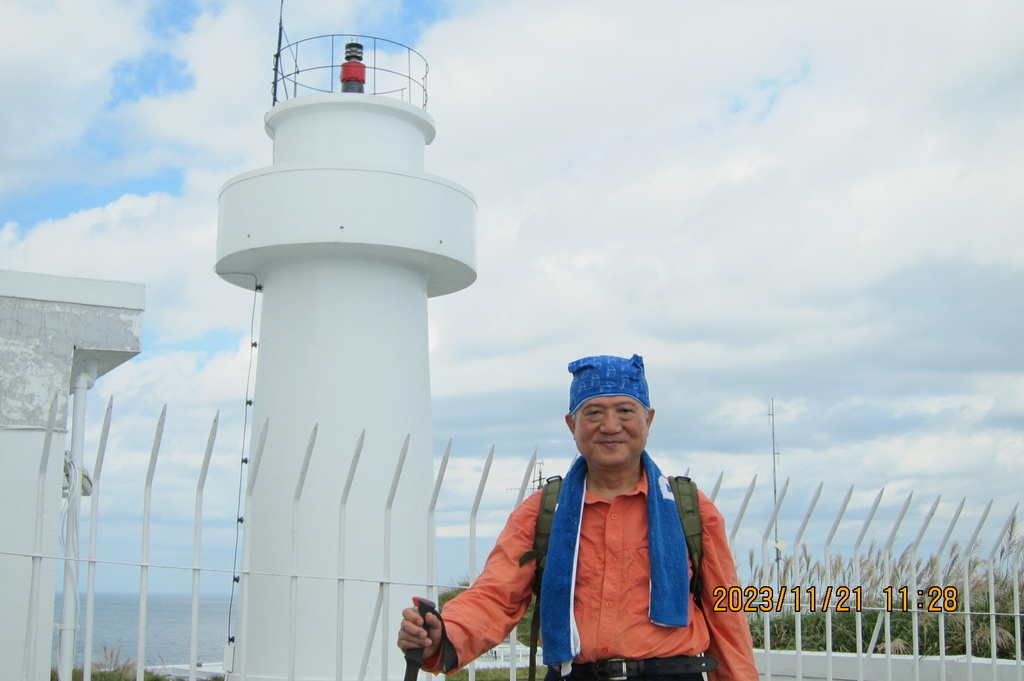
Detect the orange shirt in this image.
<box><xmin>436</xmin><ymin>473</ymin><xmax>758</xmax><ymax>681</ymax></box>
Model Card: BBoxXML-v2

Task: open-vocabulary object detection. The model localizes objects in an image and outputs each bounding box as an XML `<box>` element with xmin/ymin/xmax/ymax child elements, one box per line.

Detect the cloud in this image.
<box><xmin>0</xmin><ymin>0</ymin><xmax>1020</xmax><ymax>591</ymax></box>
<box><xmin>0</xmin><ymin>0</ymin><xmax>149</xmax><ymax>195</ymax></box>
<box><xmin>424</xmin><ymin>1</ymin><xmax>1024</xmax><ymax>580</ymax></box>
<box><xmin>0</xmin><ymin>188</ymin><xmax>254</xmax><ymax>345</ymax></box>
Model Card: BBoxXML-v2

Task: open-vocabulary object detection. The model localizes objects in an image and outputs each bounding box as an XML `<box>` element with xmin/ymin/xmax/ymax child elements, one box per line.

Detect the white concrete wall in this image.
<box><xmin>756</xmin><ymin>649</ymin><xmax>1022</xmax><ymax>680</ymax></box>
<box><xmin>0</xmin><ymin>269</ymin><xmax>143</xmax><ymax>681</ymax></box>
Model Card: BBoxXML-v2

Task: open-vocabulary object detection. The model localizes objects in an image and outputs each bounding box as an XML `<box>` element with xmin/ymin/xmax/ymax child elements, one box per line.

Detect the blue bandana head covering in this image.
<box><xmin>567</xmin><ymin>354</ymin><xmax>650</xmax><ymax>415</ymax></box>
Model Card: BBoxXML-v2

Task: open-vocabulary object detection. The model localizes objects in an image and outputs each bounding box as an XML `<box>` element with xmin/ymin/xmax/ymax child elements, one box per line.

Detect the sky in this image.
<box><xmin>1</xmin><ymin>0</ymin><xmax>1022</xmax><ymax>595</ymax></box>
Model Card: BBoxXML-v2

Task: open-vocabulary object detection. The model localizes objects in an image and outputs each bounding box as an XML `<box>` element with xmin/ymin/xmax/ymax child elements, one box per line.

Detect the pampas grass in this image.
<box><xmin>747</xmin><ymin>518</ymin><xmax>1024</xmax><ymax>659</ymax></box>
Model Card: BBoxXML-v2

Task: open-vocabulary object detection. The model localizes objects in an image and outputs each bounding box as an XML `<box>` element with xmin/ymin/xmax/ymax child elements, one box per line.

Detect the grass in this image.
<box><xmin>49</xmin><ymin>672</ymin><xmax>176</xmax><ymax>681</ymax></box>
<box><xmin>445</xmin><ymin>669</ymin><xmax>534</xmax><ymax>681</ymax></box>
<box><xmin>744</xmin><ymin>519</ymin><xmax>1024</xmax><ymax>659</ymax></box>
<box><xmin>50</xmin><ymin>644</ymin><xmax>225</xmax><ymax>681</ymax></box>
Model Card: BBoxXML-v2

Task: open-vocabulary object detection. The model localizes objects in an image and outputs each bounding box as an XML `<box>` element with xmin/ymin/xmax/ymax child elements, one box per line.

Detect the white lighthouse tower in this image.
<box><xmin>216</xmin><ymin>36</ymin><xmax>475</xmax><ymax>681</ymax></box>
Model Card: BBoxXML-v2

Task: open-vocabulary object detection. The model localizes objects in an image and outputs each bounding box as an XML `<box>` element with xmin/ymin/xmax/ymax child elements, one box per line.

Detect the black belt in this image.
<box><xmin>570</xmin><ymin>655</ymin><xmax>718</xmax><ymax>680</ymax></box>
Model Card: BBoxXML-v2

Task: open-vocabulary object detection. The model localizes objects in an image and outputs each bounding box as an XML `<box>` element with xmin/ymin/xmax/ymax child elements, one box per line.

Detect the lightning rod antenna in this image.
<box><xmin>769</xmin><ymin>399</ymin><xmax>782</xmax><ymax>571</ymax></box>
<box><xmin>271</xmin><ymin>0</ymin><xmax>285</xmax><ymax>105</ymax></box>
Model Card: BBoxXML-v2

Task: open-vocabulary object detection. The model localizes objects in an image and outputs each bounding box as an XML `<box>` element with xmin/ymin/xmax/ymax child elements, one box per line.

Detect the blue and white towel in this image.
<box><xmin>540</xmin><ymin>452</ymin><xmax>690</xmax><ymax>673</ymax></box>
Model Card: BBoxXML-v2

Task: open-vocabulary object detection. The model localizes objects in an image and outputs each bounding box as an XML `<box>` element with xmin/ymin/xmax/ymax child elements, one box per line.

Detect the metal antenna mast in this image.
<box><xmin>769</xmin><ymin>399</ymin><xmax>782</xmax><ymax>572</ymax></box>
<box><xmin>505</xmin><ymin>460</ymin><xmax>545</xmax><ymax>494</ymax></box>
<box><xmin>271</xmin><ymin>0</ymin><xmax>285</xmax><ymax>105</ymax></box>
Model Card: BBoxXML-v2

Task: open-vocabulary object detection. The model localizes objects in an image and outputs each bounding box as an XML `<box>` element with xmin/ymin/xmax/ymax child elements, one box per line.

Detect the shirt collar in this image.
<box><xmin>583</xmin><ymin>468</ymin><xmax>649</xmax><ymax>504</ymax></box>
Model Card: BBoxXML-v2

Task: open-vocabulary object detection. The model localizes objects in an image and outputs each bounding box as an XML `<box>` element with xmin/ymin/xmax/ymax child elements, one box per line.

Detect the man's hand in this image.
<box><xmin>397</xmin><ymin>602</ymin><xmax>443</xmax><ymax>660</ymax></box>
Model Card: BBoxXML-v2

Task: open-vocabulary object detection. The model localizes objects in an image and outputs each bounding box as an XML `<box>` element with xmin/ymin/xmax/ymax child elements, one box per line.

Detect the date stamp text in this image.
<box><xmin>710</xmin><ymin>585</ymin><xmax>959</xmax><ymax>613</ymax></box>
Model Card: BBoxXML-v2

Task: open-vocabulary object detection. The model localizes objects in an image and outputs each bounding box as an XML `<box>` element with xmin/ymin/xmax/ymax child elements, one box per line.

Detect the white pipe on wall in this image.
<box><xmin>58</xmin><ymin>361</ymin><xmax>96</xmax><ymax>681</ymax></box>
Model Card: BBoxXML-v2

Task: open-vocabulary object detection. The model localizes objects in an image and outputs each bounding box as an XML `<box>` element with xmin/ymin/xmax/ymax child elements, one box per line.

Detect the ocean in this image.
<box><xmin>53</xmin><ymin>592</ymin><xmax>233</xmax><ymax>669</ymax></box>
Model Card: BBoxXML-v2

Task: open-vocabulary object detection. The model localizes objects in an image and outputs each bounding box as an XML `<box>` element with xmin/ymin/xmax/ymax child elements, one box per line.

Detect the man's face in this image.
<box><xmin>565</xmin><ymin>395</ymin><xmax>655</xmax><ymax>473</ymax></box>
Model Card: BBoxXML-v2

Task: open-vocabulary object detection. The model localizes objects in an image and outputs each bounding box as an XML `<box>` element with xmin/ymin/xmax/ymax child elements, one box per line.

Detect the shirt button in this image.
<box><xmin>606</xmin><ymin>601</ymin><xmax>614</xmax><ymax>608</ymax></box>
<box><xmin>611</xmin><ymin>514</ymin><xmax>618</xmax><ymax>519</ymax></box>
<box><xmin>602</xmin><ymin>647</ymin><xmax>609</xmax><ymax>654</ymax></box>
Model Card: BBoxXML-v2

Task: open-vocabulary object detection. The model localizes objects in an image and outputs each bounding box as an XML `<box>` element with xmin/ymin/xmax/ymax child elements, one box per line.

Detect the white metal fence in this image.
<box><xmin>2</xmin><ymin>402</ymin><xmax>1022</xmax><ymax>681</ymax></box>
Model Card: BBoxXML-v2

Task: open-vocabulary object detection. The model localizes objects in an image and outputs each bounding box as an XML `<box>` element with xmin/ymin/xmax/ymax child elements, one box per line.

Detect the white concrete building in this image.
<box><xmin>0</xmin><ymin>269</ymin><xmax>143</xmax><ymax>681</ymax></box>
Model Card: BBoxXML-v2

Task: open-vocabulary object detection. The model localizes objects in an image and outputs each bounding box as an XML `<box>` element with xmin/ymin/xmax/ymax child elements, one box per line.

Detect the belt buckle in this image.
<box><xmin>603</xmin><ymin>659</ymin><xmax>628</xmax><ymax>681</ymax></box>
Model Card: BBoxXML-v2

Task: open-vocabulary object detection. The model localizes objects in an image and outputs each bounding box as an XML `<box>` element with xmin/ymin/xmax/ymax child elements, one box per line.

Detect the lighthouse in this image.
<box><xmin>215</xmin><ymin>36</ymin><xmax>475</xmax><ymax>681</ymax></box>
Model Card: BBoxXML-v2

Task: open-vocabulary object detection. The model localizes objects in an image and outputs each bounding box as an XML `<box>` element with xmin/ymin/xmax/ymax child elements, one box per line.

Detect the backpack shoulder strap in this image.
<box><xmin>517</xmin><ymin>476</ymin><xmax>562</xmax><ymax>681</ymax></box>
<box><xmin>518</xmin><ymin>475</ymin><xmax>562</xmax><ymax>576</ymax></box>
<box><xmin>669</xmin><ymin>475</ymin><xmax>704</xmax><ymax>605</ymax></box>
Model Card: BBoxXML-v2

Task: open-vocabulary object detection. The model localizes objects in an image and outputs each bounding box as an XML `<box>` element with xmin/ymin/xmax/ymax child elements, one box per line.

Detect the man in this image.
<box><xmin>398</xmin><ymin>354</ymin><xmax>758</xmax><ymax>680</ymax></box>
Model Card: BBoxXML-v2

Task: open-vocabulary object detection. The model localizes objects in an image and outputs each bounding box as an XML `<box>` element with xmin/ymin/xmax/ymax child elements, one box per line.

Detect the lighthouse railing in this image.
<box><xmin>272</xmin><ymin>33</ymin><xmax>428</xmax><ymax>109</ymax></box>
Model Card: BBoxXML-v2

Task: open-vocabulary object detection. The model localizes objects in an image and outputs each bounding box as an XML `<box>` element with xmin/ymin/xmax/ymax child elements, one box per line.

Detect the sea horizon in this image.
<box><xmin>52</xmin><ymin>591</ymin><xmax>234</xmax><ymax>669</ymax></box>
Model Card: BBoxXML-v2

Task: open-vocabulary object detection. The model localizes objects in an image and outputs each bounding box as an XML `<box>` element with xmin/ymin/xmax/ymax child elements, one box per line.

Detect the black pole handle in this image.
<box><xmin>404</xmin><ymin>597</ymin><xmax>439</xmax><ymax>681</ymax></box>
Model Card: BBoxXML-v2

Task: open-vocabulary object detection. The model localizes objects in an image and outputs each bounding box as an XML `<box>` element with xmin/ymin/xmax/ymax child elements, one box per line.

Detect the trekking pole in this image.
<box><xmin>404</xmin><ymin>597</ymin><xmax>441</xmax><ymax>681</ymax></box>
